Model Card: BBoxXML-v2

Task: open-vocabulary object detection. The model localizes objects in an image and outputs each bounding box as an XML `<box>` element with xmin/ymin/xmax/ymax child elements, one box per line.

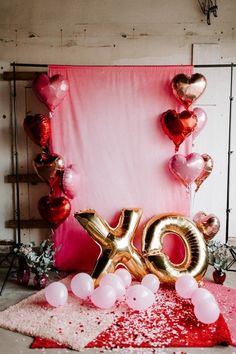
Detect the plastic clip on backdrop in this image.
<box><xmin>48</xmin><ymin>65</ymin><xmax>194</xmax><ymax>272</ymax></box>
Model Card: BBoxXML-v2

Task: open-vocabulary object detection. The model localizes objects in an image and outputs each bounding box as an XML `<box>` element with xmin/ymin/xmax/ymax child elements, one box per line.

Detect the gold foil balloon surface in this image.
<box><xmin>74</xmin><ymin>208</ymin><xmax>148</xmax><ymax>286</ymax></box>
<box><xmin>142</xmin><ymin>213</ymin><xmax>208</xmax><ymax>283</ymax></box>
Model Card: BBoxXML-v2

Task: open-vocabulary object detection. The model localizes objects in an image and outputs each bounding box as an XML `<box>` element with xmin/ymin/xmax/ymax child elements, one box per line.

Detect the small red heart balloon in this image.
<box><xmin>38</xmin><ymin>195</ymin><xmax>71</xmax><ymax>229</ymax></box>
<box><xmin>172</xmin><ymin>73</ymin><xmax>207</xmax><ymax>109</ymax></box>
<box><xmin>33</xmin><ymin>73</ymin><xmax>69</xmax><ymax>112</ymax></box>
<box><xmin>23</xmin><ymin>114</ymin><xmax>51</xmax><ymax>148</ymax></box>
<box><xmin>161</xmin><ymin>110</ymin><xmax>197</xmax><ymax>151</ymax></box>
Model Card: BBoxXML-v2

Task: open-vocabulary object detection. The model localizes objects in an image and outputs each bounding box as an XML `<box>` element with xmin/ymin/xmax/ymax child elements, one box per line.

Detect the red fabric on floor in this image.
<box><xmin>30</xmin><ymin>337</ymin><xmax>66</xmax><ymax>349</ymax></box>
<box><xmin>86</xmin><ymin>285</ymin><xmax>231</xmax><ymax>348</ymax></box>
<box><xmin>31</xmin><ymin>281</ymin><xmax>234</xmax><ymax>349</ymax></box>
<box><xmin>205</xmin><ymin>280</ymin><xmax>236</xmax><ymax>345</ymax></box>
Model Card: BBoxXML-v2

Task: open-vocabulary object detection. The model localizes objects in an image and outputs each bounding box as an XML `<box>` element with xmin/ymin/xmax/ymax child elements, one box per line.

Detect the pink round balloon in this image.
<box><xmin>175</xmin><ymin>275</ymin><xmax>198</xmax><ymax>299</ymax></box>
<box><xmin>71</xmin><ymin>273</ymin><xmax>94</xmax><ymax>300</ymax></box>
<box><xmin>33</xmin><ymin>73</ymin><xmax>69</xmax><ymax>112</ymax></box>
<box><xmin>115</xmin><ymin>268</ymin><xmax>132</xmax><ymax>288</ymax></box>
<box><xmin>62</xmin><ymin>164</ymin><xmax>80</xmax><ymax>199</ymax></box>
<box><xmin>100</xmin><ymin>273</ymin><xmax>126</xmax><ymax>300</ymax></box>
<box><xmin>169</xmin><ymin>153</ymin><xmax>204</xmax><ymax>188</ymax></box>
<box><xmin>194</xmin><ymin>299</ymin><xmax>220</xmax><ymax>324</ymax></box>
<box><xmin>45</xmin><ymin>282</ymin><xmax>68</xmax><ymax>307</ymax></box>
<box><xmin>126</xmin><ymin>284</ymin><xmax>155</xmax><ymax>311</ymax></box>
<box><xmin>141</xmin><ymin>274</ymin><xmax>160</xmax><ymax>293</ymax></box>
<box><xmin>192</xmin><ymin>108</ymin><xmax>208</xmax><ymax>140</ymax></box>
<box><xmin>191</xmin><ymin>288</ymin><xmax>216</xmax><ymax>306</ymax></box>
<box><xmin>91</xmin><ymin>285</ymin><xmax>116</xmax><ymax>309</ymax></box>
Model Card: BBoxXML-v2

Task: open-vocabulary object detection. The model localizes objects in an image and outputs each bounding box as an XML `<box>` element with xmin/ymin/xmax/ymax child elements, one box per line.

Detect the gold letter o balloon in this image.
<box><xmin>142</xmin><ymin>214</ymin><xmax>208</xmax><ymax>283</ymax></box>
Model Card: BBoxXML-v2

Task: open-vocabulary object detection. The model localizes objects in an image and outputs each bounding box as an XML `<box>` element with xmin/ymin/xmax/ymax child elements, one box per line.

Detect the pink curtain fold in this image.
<box><xmin>49</xmin><ymin>65</ymin><xmax>193</xmax><ymax>272</ymax></box>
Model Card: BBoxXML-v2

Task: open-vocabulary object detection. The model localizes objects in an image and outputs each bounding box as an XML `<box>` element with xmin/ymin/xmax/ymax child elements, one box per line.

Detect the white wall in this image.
<box><xmin>0</xmin><ymin>0</ymin><xmax>236</xmax><ymax>65</ymax></box>
<box><xmin>191</xmin><ymin>67</ymin><xmax>233</xmax><ymax>242</ymax></box>
<box><xmin>0</xmin><ymin>0</ymin><xmax>236</xmax><ymax>244</ymax></box>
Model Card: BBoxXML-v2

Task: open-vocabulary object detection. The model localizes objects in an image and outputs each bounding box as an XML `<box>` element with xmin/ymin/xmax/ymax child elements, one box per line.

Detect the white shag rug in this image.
<box><xmin>0</xmin><ymin>276</ymin><xmax>123</xmax><ymax>351</ymax></box>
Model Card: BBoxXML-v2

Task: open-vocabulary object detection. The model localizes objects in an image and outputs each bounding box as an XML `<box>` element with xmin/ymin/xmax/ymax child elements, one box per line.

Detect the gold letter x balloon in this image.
<box><xmin>74</xmin><ymin>208</ymin><xmax>148</xmax><ymax>286</ymax></box>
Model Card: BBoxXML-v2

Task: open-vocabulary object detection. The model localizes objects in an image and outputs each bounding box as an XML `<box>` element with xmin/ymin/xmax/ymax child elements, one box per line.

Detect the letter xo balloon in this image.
<box><xmin>75</xmin><ymin>209</ymin><xmax>208</xmax><ymax>285</ymax></box>
<box><xmin>142</xmin><ymin>214</ymin><xmax>208</xmax><ymax>283</ymax></box>
<box><xmin>74</xmin><ymin>208</ymin><xmax>148</xmax><ymax>286</ymax></box>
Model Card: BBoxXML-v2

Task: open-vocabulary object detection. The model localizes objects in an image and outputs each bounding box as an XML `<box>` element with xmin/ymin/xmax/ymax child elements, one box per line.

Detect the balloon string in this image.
<box><xmin>42</xmin><ymin>145</ymin><xmax>50</xmax><ymax>155</ymax></box>
<box><xmin>49</xmin><ymin>185</ymin><xmax>54</xmax><ymax>196</ymax></box>
<box><xmin>186</xmin><ymin>184</ymin><xmax>195</xmax><ymax>218</ymax></box>
<box><xmin>49</xmin><ymin>111</ymin><xmax>54</xmax><ymax>118</ymax></box>
<box><xmin>190</xmin><ymin>187</ymin><xmax>196</xmax><ymax>218</ymax></box>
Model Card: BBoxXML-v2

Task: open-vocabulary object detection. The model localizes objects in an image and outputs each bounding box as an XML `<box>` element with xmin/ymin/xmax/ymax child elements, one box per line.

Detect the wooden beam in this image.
<box><xmin>5</xmin><ymin>219</ymin><xmax>49</xmax><ymax>229</ymax></box>
<box><xmin>0</xmin><ymin>240</ymin><xmax>14</xmax><ymax>245</ymax></box>
<box><xmin>2</xmin><ymin>71</ymin><xmax>46</xmax><ymax>81</ymax></box>
<box><xmin>4</xmin><ymin>174</ymin><xmax>43</xmax><ymax>184</ymax></box>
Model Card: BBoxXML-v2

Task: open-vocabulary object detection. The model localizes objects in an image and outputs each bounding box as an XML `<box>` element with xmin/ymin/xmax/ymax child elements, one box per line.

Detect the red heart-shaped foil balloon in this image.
<box><xmin>161</xmin><ymin>110</ymin><xmax>197</xmax><ymax>151</ymax></box>
<box><xmin>23</xmin><ymin>114</ymin><xmax>51</xmax><ymax>148</ymax></box>
<box><xmin>33</xmin><ymin>73</ymin><xmax>69</xmax><ymax>112</ymax></box>
<box><xmin>38</xmin><ymin>195</ymin><xmax>71</xmax><ymax>229</ymax></box>
<box><xmin>172</xmin><ymin>73</ymin><xmax>207</xmax><ymax>109</ymax></box>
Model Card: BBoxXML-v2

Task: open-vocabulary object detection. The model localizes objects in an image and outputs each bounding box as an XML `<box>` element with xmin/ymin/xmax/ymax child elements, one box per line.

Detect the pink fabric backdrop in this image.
<box><xmin>49</xmin><ymin>65</ymin><xmax>193</xmax><ymax>272</ymax></box>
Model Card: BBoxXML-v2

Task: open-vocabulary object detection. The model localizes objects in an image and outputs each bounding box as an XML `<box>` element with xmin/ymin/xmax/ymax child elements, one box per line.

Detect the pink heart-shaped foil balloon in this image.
<box><xmin>171</xmin><ymin>73</ymin><xmax>207</xmax><ymax>109</ymax></box>
<box><xmin>192</xmin><ymin>108</ymin><xmax>208</xmax><ymax>140</ymax></box>
<box><xmin>61</xmin><ymin>165</ymin><xmax>80</xmax><ymax>199</ymax></box>
<box><xmin>169</xmin><ymin>153</ymin><xmax>204</xmax><ymax>188</ymax></box>
<box><xmin>33</xmin><ymin>73</ymin><xmax>69</xmax><ymax>112</ymax></box>
<box><xmin>193</xmin><ymin>211</ymin><xmax>220</xmax><ymax>241</ymax></box>
<box><xmin>195</xmin><ymin>154</ymin><xmax>213</xmax><ymax>192</ymax></box>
